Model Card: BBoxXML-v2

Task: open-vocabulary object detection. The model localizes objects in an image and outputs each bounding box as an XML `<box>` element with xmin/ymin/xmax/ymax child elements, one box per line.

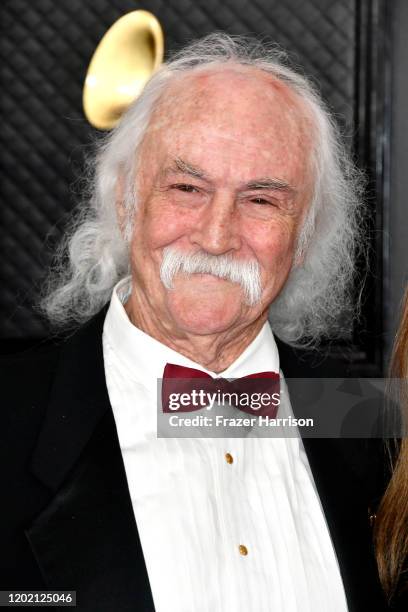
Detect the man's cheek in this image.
<box><xmin>253</xmin><ymin>229</ymin><xmax>295</xmax><ymax>263</ymax></box>
<box><xmin>149</xmin><ymin>213</ymin><xmax>194</xmax><ymax>246</ymax></box>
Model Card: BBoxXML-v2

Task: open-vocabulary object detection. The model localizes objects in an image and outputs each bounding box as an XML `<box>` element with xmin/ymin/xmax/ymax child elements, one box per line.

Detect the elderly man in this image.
<box><xmin>1</xmin><ymin>34</ymin><xmax>392</xmax><ymax>612</ymax></box>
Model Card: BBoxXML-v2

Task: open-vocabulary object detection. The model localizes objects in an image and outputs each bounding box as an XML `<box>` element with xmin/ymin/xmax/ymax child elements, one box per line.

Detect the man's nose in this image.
<box><xmin>189</xmin><ymin>193</ymin><xmax>242</xmax><ymax>255</ymax></box>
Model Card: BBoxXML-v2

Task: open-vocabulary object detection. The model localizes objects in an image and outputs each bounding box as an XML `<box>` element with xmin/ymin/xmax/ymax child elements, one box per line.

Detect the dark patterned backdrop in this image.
<box><xmin>0</xmin><ymin>0</ymin><xmax>390</xmax><ymax>374</ymax></box>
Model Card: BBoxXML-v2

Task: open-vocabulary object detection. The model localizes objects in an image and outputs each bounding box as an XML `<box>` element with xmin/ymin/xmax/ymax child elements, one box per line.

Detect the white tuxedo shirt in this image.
<box><xmin>102</xmin><ymin>277</ymin><xmax>348</xmax><ymax>612</ymax></box>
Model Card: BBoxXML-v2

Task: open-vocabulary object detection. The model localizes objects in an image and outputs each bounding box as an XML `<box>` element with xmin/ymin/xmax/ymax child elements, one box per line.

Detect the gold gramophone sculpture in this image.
<box><xmin>83</xmin><ymin>10</ymin><xmax>164</xmax><ymax>130</ymax></box>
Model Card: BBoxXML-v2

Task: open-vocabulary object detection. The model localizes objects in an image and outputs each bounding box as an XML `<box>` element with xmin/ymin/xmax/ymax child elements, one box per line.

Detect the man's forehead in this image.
<box><xmin>159</xmin><ymin>130</ymin><xmax>303</xmax><ymax>176</ymax></box>
<box><xmin>135</xmin><ymin>66</ymin><xmax>314</xmax><ymax>193</ymax></box>
<box><xmin>148</xmin><ymin>65</ymin><xmax>310</xmax><ymax>133</ymax></box>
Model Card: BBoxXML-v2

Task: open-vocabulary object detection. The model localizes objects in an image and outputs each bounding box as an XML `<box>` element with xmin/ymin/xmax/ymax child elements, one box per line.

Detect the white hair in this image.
<box><xmin>160</xmin><ymin>246</ymin><xmax>262</xmax><ymax>306</ymax></box>
<box><xmin>40</xmin><ymin>33</ymin><xmax>366</xmax><ymax>347</ymax></box>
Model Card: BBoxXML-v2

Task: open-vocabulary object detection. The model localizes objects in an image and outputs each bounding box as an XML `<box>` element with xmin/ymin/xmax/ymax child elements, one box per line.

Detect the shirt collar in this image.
<box><xmin>103</xmin><ymin>276</ymin><xmax>280</xmax><ymax>387</ymax></box>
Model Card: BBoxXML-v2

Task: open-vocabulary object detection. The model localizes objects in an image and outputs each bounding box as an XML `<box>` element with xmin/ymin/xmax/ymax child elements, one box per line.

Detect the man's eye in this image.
<box><xmin>172</xmin><ymin>184</ymin><xmax>199</xmax><ymax>193</ymax></box>
<box><xmin>251</xmin><ymin>197</ymin><xmax>272</xmax><ymax>205</ymax></box>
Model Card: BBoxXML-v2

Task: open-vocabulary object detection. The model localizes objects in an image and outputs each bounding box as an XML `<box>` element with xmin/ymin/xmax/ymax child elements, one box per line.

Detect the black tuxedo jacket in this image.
<box><xmin>0</xmin><ymin>308</ymin><xmax>404</xmax><ymax>611</ymax></box>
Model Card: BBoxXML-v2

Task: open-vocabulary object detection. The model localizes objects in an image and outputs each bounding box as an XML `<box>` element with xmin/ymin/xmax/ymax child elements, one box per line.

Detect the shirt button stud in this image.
<box><xmin>238</xmin><ymin>544</ymin><xmax>248</xmax><ymax>556</ymax></box>
<box><xmin>225</xmin><ymin>452</ymin><xmax>234</xmax><ymax>464</ymax></box>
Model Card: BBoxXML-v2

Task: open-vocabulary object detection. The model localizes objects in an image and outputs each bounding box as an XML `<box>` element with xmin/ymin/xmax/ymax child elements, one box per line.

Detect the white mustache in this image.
<box><xmin>160</xmin><ymin>247</ymin><xmax>262</xmax><ymax>306</ymax></box>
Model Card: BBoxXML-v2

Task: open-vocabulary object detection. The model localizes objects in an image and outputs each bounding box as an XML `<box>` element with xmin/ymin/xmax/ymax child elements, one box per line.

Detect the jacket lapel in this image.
<box><xmin>26</xmin><ymin>312</ymin><xmax>388</xmax><ymax>611</ymax></box>
<box><xmin>27</xmin><ymin>309</ymin><xmax>155</xmax><ymax>611</ymax></box>
<box><xmin>277</xmin><ymin>342</ymin><xmax>387</xmax><ymax>611</ymax></box>
<box><xmin>299</xmin><ymin>437</ymin><xmax>385</xmax><ymax>612</ymax></box>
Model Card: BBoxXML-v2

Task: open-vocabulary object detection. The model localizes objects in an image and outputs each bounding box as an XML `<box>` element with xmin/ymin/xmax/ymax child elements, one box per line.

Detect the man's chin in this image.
<box><xmin>165</xmin><ymin>293</ymin><xmax>244</xmax><ymax>336</ymax></box>
<box><xmin>173</xmin><ymin>316</ymin><xmax>240</xmax><ymax>336</ymax></box>
<box><xmin>170</xmin><ymin>273</ymin><xmax>244</xmax><ymax>298</ymax></box>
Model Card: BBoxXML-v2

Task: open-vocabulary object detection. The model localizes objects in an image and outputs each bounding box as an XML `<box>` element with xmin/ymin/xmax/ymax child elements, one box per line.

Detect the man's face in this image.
<box><xmin>124</xmin><ymin>67</ymin><xmax>313</xmax><ymax>337</ymax></box>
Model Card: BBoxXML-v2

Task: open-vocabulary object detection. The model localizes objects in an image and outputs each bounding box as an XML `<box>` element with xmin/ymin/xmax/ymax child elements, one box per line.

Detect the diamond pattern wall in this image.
<box><xmin>1</xmin><ymin>0</ymin><xmax>358</xmax><ymax>338</ymax></box>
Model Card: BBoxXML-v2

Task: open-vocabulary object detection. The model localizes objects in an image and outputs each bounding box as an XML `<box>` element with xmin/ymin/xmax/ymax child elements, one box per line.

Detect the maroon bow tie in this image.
<box><xmin>162</xmin><ymin>363</ymin><xmax>280</xmax><ymax>418</ymax></box>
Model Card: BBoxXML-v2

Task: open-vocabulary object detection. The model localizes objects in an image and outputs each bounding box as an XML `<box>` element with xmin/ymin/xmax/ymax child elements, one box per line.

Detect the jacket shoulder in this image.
<box><xmin>275</xmin><ymin>336</ymin><xmax>350</xmax><ymax>378</ymax></box>
<box><xmin>0</xmin><ymin>341</ymin><xmax>64</xmax><ymax>471</ymax></box>
<box><xmin>0</xmin><ymin>340</ymin><xmax>62</xmax><ymax>409</ymax></box>
<box><xmin>0</xmin><ymin>306</ymin><xmax>108</xmax><ymax>412</ymax></box>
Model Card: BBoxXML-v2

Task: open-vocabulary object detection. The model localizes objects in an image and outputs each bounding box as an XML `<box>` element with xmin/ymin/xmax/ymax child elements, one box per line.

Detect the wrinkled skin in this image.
<box><xmin>120</xmin><ymin>67</ymin><xmax>313</xmax><ymax>372</ymax></box>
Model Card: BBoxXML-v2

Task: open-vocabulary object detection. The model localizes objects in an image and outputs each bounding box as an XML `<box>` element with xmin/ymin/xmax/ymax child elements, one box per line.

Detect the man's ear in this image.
<box><xmin>115</xmin><ymin>174</ymin><xmax>128</xmax><ymax>239</ymax></box>
<box><xmin>293</xmin><ymin>249</ymin><xmax>306</xmax><ymax>267</ymax></box>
